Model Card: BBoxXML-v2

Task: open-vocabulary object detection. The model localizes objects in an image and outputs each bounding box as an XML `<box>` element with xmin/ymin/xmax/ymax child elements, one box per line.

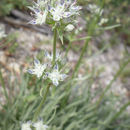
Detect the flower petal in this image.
<box><xmin>34</xmin><ymin>59</ymin><xmax>40</xmax><ymax>65</ymax></box>
<box><xmin>27</xmin><ymin>69</ymin><xmax>33</xmax><ymax>74</ymax></box>
<box><xmin>53</xmin><ymin>79</ymin><xmax>59</xmax><ymax>86</ymax></box>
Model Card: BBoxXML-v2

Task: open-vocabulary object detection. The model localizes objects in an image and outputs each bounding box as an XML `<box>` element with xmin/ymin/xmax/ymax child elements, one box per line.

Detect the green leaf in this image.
<box><xmin>100</xmin><ymin>24</ymin><xmax>121</xmax><ymax>30</ymax></box>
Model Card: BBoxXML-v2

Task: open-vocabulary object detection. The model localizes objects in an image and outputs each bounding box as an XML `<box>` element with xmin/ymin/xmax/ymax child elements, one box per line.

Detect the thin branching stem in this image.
<box><xmin>99</xmin><ymin>101</ymin><xmax>130</xmax><ymax>130</ymax></box>
<box><xmin>33</xmin><ymin>84</ymin><xmax>51</xmax><ymax>122</ymax></box>
<box><xmin>96</xmin><ymin>58</ymin><xmax>130</xmax><ymax>107</ymax></box>
<box><xmin>65</xmin><ymin>41</ymin><xmax>72</xmax><ymax>58</ymax></box>
<box><xmin>71</xmin><ymin>17</ymin><xmax>99</xmax><ymax>79</ymax></box>
<box><xmin>71</xmin><ymin>38</ymin><xmax>90</xmax><ymax>78</ymax></box>
<box><xmin>65</xmin><ymin>36</ymin><xmax>92</xmax><ymax>58</ymax></box>
<box><xmin>52</xmin><ymin>27</ymin><xmax>57</xmax><ymax>65</ymax></box>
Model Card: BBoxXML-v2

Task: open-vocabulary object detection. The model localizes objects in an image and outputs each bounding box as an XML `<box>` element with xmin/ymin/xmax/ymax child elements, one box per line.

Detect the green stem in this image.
<box><xmin>96</xmin><ymin>58</ymin><xmax>130</xmax><ymax>107</ymax></box>
<box><xmin>109</xmin><ymin>101</ymin><xmax>130</xmax><ymax>123</ymax></box>
<box><xmin>65</xmin><ymin>36</ymin><xmax>92</xmax><ymax>58</ymax></box>
<box><xmin>70</xmin><ymin>36</ymin><xmax>92</xmax><ymax>42</ymax></box>
<box><xmin>71</xmin><ymin>16</ymin><xmax>99</xmax><ymax>79</ymax></box>
<box><xmin>65</xmin><ymin>41</ymin><xmax>72</xmax><ymax>58</ymax></box>
<box><xmin>99</xmin><ymin>101</ymin><xmax>130</xmax><ymax>130</ymax></box>
<box><xmin>33</xmin><ymin>84</ymin><xmax>51</xmax><ymax>122</ymax></box>
<box><xmin>0</xmin><ymin>69</ymin><xmax>9</xmax><ymax>102</ymax></box>
<box><xmin>71</xmin><ymin>38</ymin><xmax>90</xmax><ymax>78</ymax></box>
<box><xmin>52</xmin><ymin>27</ymin><xmax>57</xmax><ymax>65</ymax></box>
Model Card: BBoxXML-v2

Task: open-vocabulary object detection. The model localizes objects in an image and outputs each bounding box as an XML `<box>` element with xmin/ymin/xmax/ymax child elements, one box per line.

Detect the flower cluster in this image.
<box><xmin>21</xmin><ymin>120</ymin><xmax>48</xmax><ymax>130</ymax></box>
<box><xmin>28</xmin><ymin>59</ymin><xmax>47</xmax><ymax>78</ymax></box>
<box><xmin>88</xmin><ymin>4</ymin><xmax>103</xmax><ymax>16</ymax></box>
<box><xmin>28</xmin><ymin>0</ymin><xmax>81</xmax><ymax>25</ymax></box>
<box><xmin>28</xmin><ymin>51</ymin><xmax>67</xmax><ymax>86</ymax></box>
<box><xmin>49</xmin><ymin>0</ymin><xmax>81</xmax><ymax>22</ymax></box>
<box><xmin>48</xmin><ymin>64</ymin><xmax>67</xmax><ymax>86</ymax></box>
<box><xmin>87</xmin><ymin>4</ymin><xmax>109</xmax><ymax>26</ymax></box>
<box><xmin>28</xmin><ymin>0</ymin><xmax>48</xmax><ymax>25</ymax></box>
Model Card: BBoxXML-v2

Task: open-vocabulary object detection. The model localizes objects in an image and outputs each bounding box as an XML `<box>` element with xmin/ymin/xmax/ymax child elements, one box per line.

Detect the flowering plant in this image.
<box><xmin>0</xmin><ymin>1</ymin><xmax>128</xmax><ymax>130</ymax></box>
<box><xmin>28</xmin><ymin>0</ymin><xmax>81</xmax><ymax>43</ymax></box>
<box><xmin>29</xmin><ymin>0</ymin><xmax>81</xmax><ymax>25</ymax></box>
<box><xmin>21</xmin><ymin>1</ymin><xmax>123</xmax><ymax>130</ymax></box>
<box><xmin>22</xmin><ymin>1</ymin><xmax>81</xmax><ymax>126</ymax></box>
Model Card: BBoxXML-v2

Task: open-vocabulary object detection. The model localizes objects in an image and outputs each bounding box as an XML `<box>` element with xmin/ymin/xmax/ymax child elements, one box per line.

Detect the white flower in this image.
<box><xmin>88</xmin><ymin>4</ymin><xmax>103</xmax><ymax>16</ymax></box>
<box><xmin>49</xmin><ymin>0</ymin><xmax>81</xmax><ymax>21</ymax></box>
<box><xmin>49</xmin><ymin>2</ymin><xmax>66</xmax><ymax>21</ymax></box>
<box><xmin>21</xmin><ymin>122</ymin><xmax>31</xmax><ymax>130</ymax></box>
<box><xmin>0</xmin><ymin>27</ymin><xmax>6</xmax><ymax>39</ymax></box>
<box><xmin>29</xmin><ymin>0</ymin><xmax>81</xmax><ymax>23</ymax></box>
<box><xmin>28</xmin><ymin>0</ymin><xmax>49</xmax><ymax>25</ymax></box>
<box><xmin>34</xmin><ymin>0</ymin><xmax>48</xmax><ymax>9</ymax></box>
<box><xmin>98</xmin><ymin>18</ymin><xmax>108</xmax><ymax>26</ymax></box>
<box><xmin>29</xmin><ymin>8</ymin><xmax>48</xmax><ymax>25</ymax></box>
<box><xmin>33</xmin><ymin>120</ymin><xmax>48</xmax><ymax>130</ymax></box>
<box><xmin>65</xmin><ymin>24</ymin><xmax>75</xmax><ymax>31</ymax></box>
<box><xmin>48</xmin><ymin>64</ymin><xmax>67</xmax><ymax>86</ymax></box>
<box><xmin>69</xmin><ymin>2</ymin><xmax>82</xmax><ymax>15</ymax></box>
<box><xmin>28</xmin><ymin>59</ymin><xmax>47</xmax><ymax>78</ymax></box>
<box><xmin>45</xmin><ymin>51</ymin><xmax>61</xmax><ymax>62</ymax></box>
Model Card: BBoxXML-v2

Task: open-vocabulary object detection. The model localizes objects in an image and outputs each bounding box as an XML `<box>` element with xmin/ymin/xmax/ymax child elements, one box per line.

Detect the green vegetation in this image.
<box><xmin>0</xmin><ymin>0</ymin><xmax>130</xmax><ymax>130</ymax></box>
<box><xmin>0</xmin><ymin>59</ymin><xmax>129</xmax><ymax>130</ymax></box>
<box><xmin>0</xmin><ymin>0</ymin><xmax>28</xmax><ymax>16</ymax></box>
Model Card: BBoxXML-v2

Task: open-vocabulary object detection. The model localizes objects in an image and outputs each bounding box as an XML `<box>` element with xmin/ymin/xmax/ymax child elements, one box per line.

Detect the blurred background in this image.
<box><xmin>0</xmin><ymin>0</ymin><xmax>130</xmax><ymax>130</ymax></box>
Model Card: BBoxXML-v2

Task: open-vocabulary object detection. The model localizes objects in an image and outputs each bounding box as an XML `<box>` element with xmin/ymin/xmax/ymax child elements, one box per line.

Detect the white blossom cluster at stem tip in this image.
<box><xmin>28</xmin><ymin>0</ymin><xmax>82</xmax><ymax>25</ymax></box>
<box><xmin>27</xmin><ymin>51</ymin><xmax>67</xmax><ymax>86</ymax></box>
<box><xmin>21</xmin><ymin>120</ymin><xmax>48</xmax><ymax>130</ymax></box>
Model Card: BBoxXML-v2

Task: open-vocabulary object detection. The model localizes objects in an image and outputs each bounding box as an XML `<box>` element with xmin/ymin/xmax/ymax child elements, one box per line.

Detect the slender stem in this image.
<box><xmin>71</xmin><ymin>17</ymin><xmax>98</xmax><ymax>79</ymax></box>
<box><xmin>33</xmin><ymin>84</ymin><xmax>51</xmax><ymax>122</ymax></box>
<box><xmin>96</xmin><ymin>58</ymin><xmax>130</xmax><ymax>107</ymax></box>
<box><xmin>52</xmin><ymin>27</ymin><xmax>57</xmax><ymax>65</ymax></box>
<box><xmin>65</xmin><ymin>36</ymin><xmax>92</xmax><ymax>58</ymax></box>
<box><xmin>71</xmin><ymin>38</ymin><xmax>90</xmax><ymax>78</ymax></box>
<box><xmin>0</xmin><ymin>69</ymin><xmax>9</xmax><ymax>102</ymax></box>
<box><xmin>108</xmin><ymin>101</ymin><xmax>130</xmax><ymax>123</ymax></box>
<box><xmin>71</xmin><ymin>36</ymin><xmax>92</xmax><ymax>42</ymax></box>
<box><xmin>65</xmin><ymin>41</ymin><xmax>72</xmax><ymax>58</ymax></box>
<box><xmin>71</xmin><ymin>0</ymin><xmax>104</xmax><ymax>79</ymax></box>
<box><xmin>99</xmin><ymin>101</ymin><xmax>130</xmax><ymax>130</ymax></box>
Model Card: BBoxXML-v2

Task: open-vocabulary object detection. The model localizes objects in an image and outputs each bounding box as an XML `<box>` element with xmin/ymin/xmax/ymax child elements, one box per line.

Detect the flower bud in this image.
<box><xmin>65</xmin><ymin>24</ymin><xmax>75</xmax><ymax>31</ymax></box>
